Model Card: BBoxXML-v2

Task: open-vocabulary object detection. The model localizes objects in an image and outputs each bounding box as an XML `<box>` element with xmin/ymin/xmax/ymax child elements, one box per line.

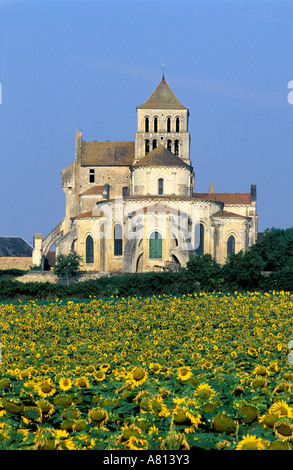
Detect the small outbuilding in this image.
<box><xmin>0</xmin><ymin>237</ymin><xmax>33</xmax><ymax>270</ymax></box>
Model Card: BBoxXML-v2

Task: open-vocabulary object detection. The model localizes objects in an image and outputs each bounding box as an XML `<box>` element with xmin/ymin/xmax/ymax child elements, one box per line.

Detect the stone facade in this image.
<box><xmin>0</xmin><ymin>237</ymin><xmax>33</xmax><ymax>271</ymax></box>
<box><xmin>33</xmin><ymin>77</ymin><xmax>258</xmax><ymax>272</ymax></box>
<box><xmin>0</xmin><ymin>257</ymin><xmax>32</xmax><ymax>271</ymax></box>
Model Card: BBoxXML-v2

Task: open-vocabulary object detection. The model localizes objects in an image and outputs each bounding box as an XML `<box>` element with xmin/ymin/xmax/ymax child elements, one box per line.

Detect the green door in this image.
<box><xmin>149</xmin><ymin>231</ymin><xmax>162</xmax><ymax>259</ymax></box>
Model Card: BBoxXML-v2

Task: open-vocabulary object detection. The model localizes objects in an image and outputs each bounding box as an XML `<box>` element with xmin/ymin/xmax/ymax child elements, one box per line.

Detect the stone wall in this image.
<box><xmin>0</xmin><ymin>257</ymin><xmax>32</xmax><ymax>271</ymax></box>
<box><xmin>15</xmin><ymin>271</ymin><xmax>59</xmax><ymax>283</ymax></box>
<box><xmin>132</xmin><ymin>166</ymin><xmax>191</xmax><ymax>196</ymax></box>
<box><xmin>79</xmin><ymin>166</ymin><xmax>131</xmax><ymax>199</ymax></box>
<box><xmin>15</xmin><ymin>270</ymin><xmax>110</xmax><ymax>284</ymax></box>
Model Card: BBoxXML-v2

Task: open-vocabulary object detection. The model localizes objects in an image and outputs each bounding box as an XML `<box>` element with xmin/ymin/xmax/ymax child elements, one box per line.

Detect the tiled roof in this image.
<box><xmin>193</xmin><ymin>192</ymin><xmax>251</xmax><ymax>204</ymax></box>
<box><xmin>71</xmin><ymin>211</ymin><xmax>94</xmax><ymax>219</ymax></box>
<box><xmin>0</xmin><ymin>237</ymin><xmax>33</xmax><ymax>257</ymax></box>
<box><xmin>133</xmin><ymin>145</ymin><xmax>191</xmax><ymax>169</ymax></box>
<box><xmin>71</xmin><ymin>209</ymin><xmax>105</xmax><ymax>219</ymax></box>
<box><xmin>81</xmin><ymin>141</ymin><xmax>135</xmax><ymax>167</ymax></box>
<box><xmin>80</xmin><ymin>185</ymin><xmax>104</xmax><ymax>196</ymax></box>
<box><xmin>137</xmin><ymin>78</ymin><xmax>188</xmax><ymax>110</ymax></box>
<box><xmin>213</xmin><ymin>210</ymin><xmax>248</xmax><ymax>219</ymax></box>
<box><xmin>129</xmin><ymin>204</ymin><xmax>181</xmax><ymax>215</ymax></box>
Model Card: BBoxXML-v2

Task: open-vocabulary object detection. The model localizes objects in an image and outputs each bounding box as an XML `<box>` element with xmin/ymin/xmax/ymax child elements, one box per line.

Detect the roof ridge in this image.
<box><xmin>137</xmin><ymin>79</ymin><xmax>188</xmax><ymax>110</ymax></box>
<box><xmin>133</xmin><ymin>144</ymin><xmax>190</xmax><ymax>168</ymax></box>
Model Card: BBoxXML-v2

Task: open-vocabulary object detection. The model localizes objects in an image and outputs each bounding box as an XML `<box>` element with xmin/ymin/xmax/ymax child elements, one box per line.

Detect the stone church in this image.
<box><xmin>33</xmin><ymin>76</ymin><xmax>258</xmax><ymax>272</ymax></box>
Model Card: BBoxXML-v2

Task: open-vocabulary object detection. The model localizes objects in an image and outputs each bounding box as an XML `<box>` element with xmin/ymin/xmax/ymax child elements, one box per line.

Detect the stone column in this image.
<box><xmin>32</xmin><ymin>233</ymin><xmax>44</xmax><ymax>268</ymax></box>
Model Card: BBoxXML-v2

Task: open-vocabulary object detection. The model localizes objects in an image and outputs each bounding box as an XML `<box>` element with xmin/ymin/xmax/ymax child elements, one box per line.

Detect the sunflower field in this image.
<box><xmin>0</xmin><ymin>291</ymin><xmax>293</xmax><ymax>451</ymax></box>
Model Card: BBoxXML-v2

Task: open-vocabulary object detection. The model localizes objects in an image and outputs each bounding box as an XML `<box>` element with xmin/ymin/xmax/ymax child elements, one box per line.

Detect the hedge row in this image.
<box><xmin>0</xmin><ymin>265</ymin><xmax>292</xmax><ymax>301</ymax></box>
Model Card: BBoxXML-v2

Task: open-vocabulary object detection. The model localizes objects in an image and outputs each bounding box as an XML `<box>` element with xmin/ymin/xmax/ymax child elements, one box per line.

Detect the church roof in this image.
<box><xmin>71</xmin><ymin>211</ymin><xmax>94</xmax><ymax>219</ymax></box>
<box><xmin>137</xmin><ymin>78</ymin><xmax>188</xmax><ymax>110</ymax></box>
<box><xmin>130</xmin><ymin>204</ymin><xmax>180</xmax><ymax>215</ymax></box>
<box><xmin>0</xmin><ymin>237</ymin><xmax>33</xmax><ymax>257</ymax></box>
<box><xmin>193</xmin><ymin>192</ymin><xmax>252</xmax><ymax>204</ymax></box>
<box><xmin>212</xmin><ymin>210</ymin><xmax>248</xmax><ymax>219</ymax></box>
<box><xmin>133</xmin><ymin>145</ymin><xmax>191</xmax><ymax>169</ymax></box>
<box><xmin>81</xmin><ymin>141</ymin><xmax>135</xmax><ymax>166</ymax></box>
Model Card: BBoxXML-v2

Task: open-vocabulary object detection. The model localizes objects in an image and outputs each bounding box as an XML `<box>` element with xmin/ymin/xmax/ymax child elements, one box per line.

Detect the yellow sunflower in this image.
<box><xmin>274</xmin><ymin>420</ymin><xmax>293</xmax><ymax>441</ymax></box>
<box><xmin>94</xmin><ymin>370</ymin><xmax>106</xmax><ymax>381</ymax></box>
<box><xmin>148</xmin><ymin>396</ymin><xmax>171</xmax><ymax>417</ymax></box>
<box><xmin>194</xmin><ymin>383</ymin><xmax>216</xmax><ymax>400</ymax></box>
<box><xmin>17</xmin><ymin>428</ymin><xmax>30</xmax><ymax>441</ymax></box>
<box><xmin>236</xmin><ymin>434</ymin><xmax>266</xmax><ymax>450</ymax></box>
<box><xmin>72</xmin><ymin>420</ymin><xmax>87</xmax><ymax>432</ymax></box>
<box><xmin>36</xmin><ymin>400</ymin><xmax>55</xmax><ymax>418</ymax></box>
<box><xmin>85</xmin><ymin>365</ymin><xmax>96</xmax><ymax>375</ymax></box>
<box><xmin>59</xmin><ymin>377</ymin><xmax>72</xmax><ymax>391</ymax></box>
<box><xmin>269</xmin><ymin>400</ymin><xmax>293</xmax><ymax>419</ymax></box>
<box><xmin>149</xmin><ymin>363</ymin><xmax>161</xmax><ymax>374</ymax></box>
<box><xmin>250</xmin><ymin>377</ymin><xmax>268</xmax><ymax>389</ymax></box>
<box><xmin>247</xmin><ymin>347</ymin><xmax>258</xmax><ymax>357</ymax></box>
<box><xmin>258</xmin><ymin>412</ymin><xmax>278</xmax><ymax>429</ymax></box>
<box><xmin>177</xmin><ymin>366</ymin><xmax>192</xmax><ymax>381</ymax></box>
<box><xmin>35</xmin><ymin>379</ymin><xmax>56</xmax><ymax>398</ymax></box>
<box><xmin>253</xmin><ymin>365</ymin><xmax>269</xmax><ymax>376</ymax></box>
<box><xmin>75</xmin><ymin>376</ymin><xmax>90</xmax><ymax>389</ymax></box>
<box><xmin>100</xmin><ymin>363</ymin><xmax>111</xmax><ymax>372</ymax></box>
<box><xmin>125</xmin><ymin>436</ymin><xmax>148</xmax><ymax>450</ymax></box>
<box><xmin>171</xmin><ymin>407</ymin><xmax>201</xmax><ymax>433</ymax></box>
<box><xmin>160</xmin><ymin>432</ymin><xmax>190</xmax><ymax>450</ymax></box>
<box><xmin>129</xmin><ymin>367</ymin><xmax>148</xmax><ymax>386</ymax></box>
<box><xmin>0</xmin><ymin>401</ymin><xmax>6</xmax><ymax>417</ymax></box>
<box><xmin>88</xmin><ymin>408</ymin><xmax>109</xmax><ymax>425</ymax></box>
<box><xmin>52</xmin><ymin>429</ymin><xmax>69</xmax><ymax>439</ymax></box>
<box><xmin>268</xmin><ymin>440</ymin><xmax>292</xmax><ymax>450</ymax></box>
<box><xmin>117</xmin><ymin>424</ymin><xmax>144</xmax><ymax>444</ymax></box>
<box><xmin>201</xmin><ymin>361</ymin><xmax>213</xmax><ymax>370</ymax></box>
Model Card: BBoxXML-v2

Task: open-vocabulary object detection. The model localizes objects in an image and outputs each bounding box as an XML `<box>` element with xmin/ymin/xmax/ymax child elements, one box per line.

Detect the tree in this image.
<box><xmin>222</xmin><ymin>250</ymin><xmax>265</xmax><ymax>290</ymax></box>
<box><xmin>185</xmin><ymin>254</ymin><xmax>223</xmax><ymax>291</ymax></box>
<box><xmin>53</xmin><ymin>252</ymin><xmax>82</xmax><ymax>284</ymax></box>
<box><xmin>249</xmin><ymin>227</ymin><xmax>293</xmax><ymax>272</ymax></box>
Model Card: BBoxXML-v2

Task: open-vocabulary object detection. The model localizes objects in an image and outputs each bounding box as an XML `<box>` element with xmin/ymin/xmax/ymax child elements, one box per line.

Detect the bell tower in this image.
<box><xmin>134</xmin><ymin>76</ymin><xmax>191</xmax><ymax>165</ymax></box>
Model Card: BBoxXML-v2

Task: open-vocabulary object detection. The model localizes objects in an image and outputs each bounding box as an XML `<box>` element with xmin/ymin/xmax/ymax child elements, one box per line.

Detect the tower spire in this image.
<box><xmin>161</xmin><ymin>64</ymin><xmax>166</xmax><ymax>80</ymax></box>
<box><xmin>209</xmin><ymin>181</ymin><xmax>215</xmax><ymax>193</ymax></box>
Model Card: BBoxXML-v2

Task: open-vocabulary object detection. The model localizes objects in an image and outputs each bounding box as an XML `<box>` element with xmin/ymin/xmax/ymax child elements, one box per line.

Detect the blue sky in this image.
<box><xmin>0</xmin><ymin>0</ymin><xmax>292</xmax><ymax>246</ymax></box>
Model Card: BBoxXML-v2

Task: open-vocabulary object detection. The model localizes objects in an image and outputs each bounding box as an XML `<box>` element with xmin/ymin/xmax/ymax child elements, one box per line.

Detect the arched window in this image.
<box><xmin>152</xmin><ymin>139</ymin><xmax>157</xmax><ymax>150</ymax></box>
<box><xmin>158</xmin><ymin>178</ymin><xmax>164</xmax><ymax>195</ymax></box>
<box><xmin>149</xmin><ymin>231</ymin><xmax>162</xmax><ymax>259</ymax></box>
<box><xmin>153</xmin><ymin>116</ymin><xmax>158</xmax><ymax>132</ymax></box>
<box><xmin>167</xmin><ymin>117</ymin><xmax>171</xmax><ymax>132</ymax></box>
<box><xmin>114</xmin><ymin>223</ymin><xmax>123</xmax><ymax>256</ymax></box>
<box><xmin>227</xmin><ymin>235</ymin><xmax>235</xmax><ymax>257</ymax></box>
<box><xmin>176</xmin><ymin>117</ymin><xmax>180</xmax><ymax>132</ymax></box>
<box><xmin>195</xmin><ymin>223</ymin><xmax>204</xmax><ymax>255</ymax></box>
<box><xmin>145</xmin><ymin>117</ymin><xmax>149</xmax><ymax>133</ymax></box>
<box><xmin>145</xmin><ymin>139</ymin><xmax>150</xmax><ymax>155</ymax></box>
<box><xmin>86</xmin><ymin>235</ymin><xmax>94</xmax><ymax>264</ymax></box>
<box><xmin>174</xmin><ymin>139</ymin><xmax>179</xmax><ymax>156</ymax></box>
<box><xmin>167</xmin><ymin>139</ymin><xmax>172</xmax><ymax>151</ymax></box>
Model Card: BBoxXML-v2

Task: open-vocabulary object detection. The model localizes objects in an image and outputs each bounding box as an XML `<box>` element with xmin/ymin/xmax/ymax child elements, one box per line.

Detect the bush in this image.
<box><xmin>1</xmin><ymin>226</ymin><xmax>293</xmax><ymax>300</ymax></box>
<box><xmin>249</xmin><ymin>227</ymin><xmax>293</xmax><ymax>271</ymax></box>
<box><xmin>54</xmin><ymin>252</ymin><xmax>82</xmax><ymax>284</ymax></box>
<box><xmin>184</xmin><ymin>254</ymin><xmax>223</xmax><ymax>291</ymax></box>
<box><xmin>0</xmin><ymin>269</ymin><xmax>27</xmax><ymax>278</ymax></box>
<box><xmin>222</xmin><ymin>250</ymin><xmax>265</xmax><ymax>291</ymax></box>
<box><xmin>259</xmin><ymin>267</ymin><xmax>293</xmax><ymax>291</ymax></box>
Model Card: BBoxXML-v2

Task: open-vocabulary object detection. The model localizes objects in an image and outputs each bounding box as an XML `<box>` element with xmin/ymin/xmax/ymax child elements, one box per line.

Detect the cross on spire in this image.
<box><xmin>161</xmin><ymin>64</ymin><xmax>166</xmax><ymax>80</ymax></box>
